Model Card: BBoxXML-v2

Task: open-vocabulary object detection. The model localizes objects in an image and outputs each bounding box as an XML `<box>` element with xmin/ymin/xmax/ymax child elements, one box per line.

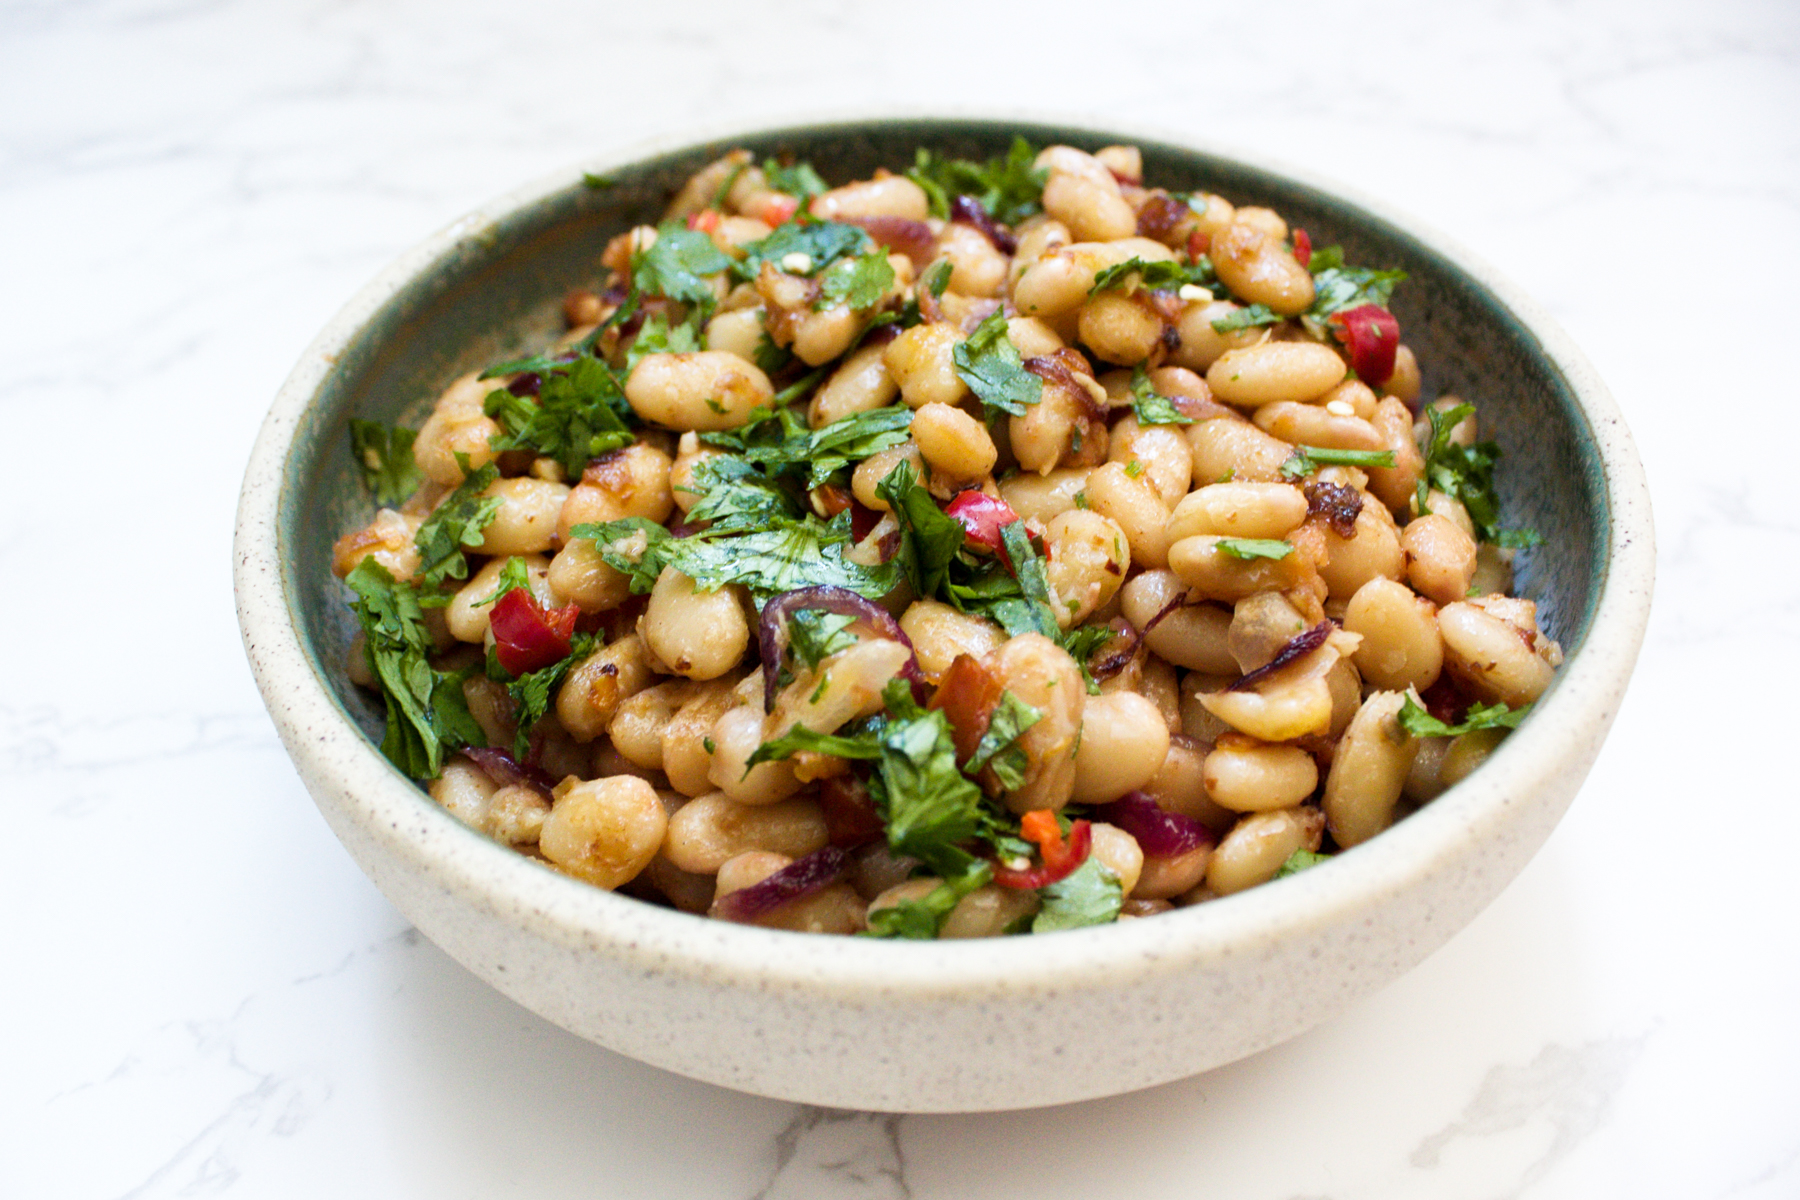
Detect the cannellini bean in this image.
<box><xmin>884</xmin><ymin>322</ymin><xmax>968</xmax><ymax>408</ymax></box>
<box><xmin>539</xmin><ymin>776</ymin><xmax>667</xmax><ymax>890</ymax></box>
<box><xmin>934</xmin><ymin>222</ymin><xmax>1009</xmax><ymax>297</ymax></box>
<box><xmin>809</xmin><ymin>341</ymin><xmax>898</xmax><ymax>426</ymax></box>
<box><xmin>415</xmin><ymin>371</ymin><xmax>502</xmax><ymax>485</ymax></box>
<box><xmin>662</xmin><ymin>791</ymin><xmax>830</xmax><ymax>875</ymax></box>
<box><xmin>1006</xmin><ymin>316</ymin><xmax>1066</xmax><ymax>358</ymax></box>
<box><xmin>1078</xmin><ymin>291</ymin><xmax>1164</xmax><ymax>365</ymax></box>
<box><xmin>1441</xmin><ymin>727</ymin><xmax>1508</xmax><ymax>789</ymax></box>
<box><xmin>912</xmin><ymin>402</ymin><xmax>996</xmax><ymax>481</ymax></box>
<box><xmin>1364</xmin><ymin>396</ymin><xmax>1425</xmax><ymax>513</ymax></box>
<box><xmin>704</xmin><ymin>306</ymin><xmax>767</xmax><ymax>363</ymax></box>
<box><xmin>1072</xmin><ymin>692</ymin><xmax>1171</xmax><ymax>804</ymax></box>
<box><xmin>1209</xmin><ymin>221</ymin><xmax>1315</xmax><ymax>315</ymax></box>
<box><xmin>1226</xmin><ymin>591</ymin><xmax>1309</xmax><ymax>673</ymax></box>
<box><xmin>1199</xmin><ymin>643</ymin><xmax>1341</xmax><ymax>741</ymax></box>
<box><xmin>988</xmin><ymin>634</ymin><xmax>1085</xmax><ymax>814</ymax></box>
<box><xmin>1323</xmin><ymin>691</ymin><xmax>1418</xmax><ymax>848</ymax></box>
<box><xmin>1203</xmin><ymin>735</ymin><xmax>1319</xmax><ymax>812</ymax></box>
<box><xmin>642</xmin><ymin>568</ymin><xmax>750</xmax><ymax>680</ymax></box>
<box><xmin>475</xmin><ymin>476</ymin><xmax>570</xmax><ymax>556</ymax></box>
<box><xmin>900</xmin><ymin>599</ymin><xmax>1006</xmax><ymax>683</ymax></box>
<box><xmin>769</xmin><ymin>638</ymin><xmax>913</xmax><ymax>740</ymax></box>
<box><xmin>1315</xmin><ymin>503</ymin><xmax>1405</xmax><ymax>600</ymax></box>
<box><xmin>1205</xmin><ymin>806</ymin><xmax>1324</xmax><ymax>895</ymax></box>
<box><xmin>1231</xmin><ymin>206</ymin><xmax>1287</xmax><ymax>241</ymax></box>
<box><xmin>1384</xmin><ymin>344</ymin><xmax>1422</xmax><ymax>404</ymax></box>
<box><xmin>1134</xmin><ymin>842</ymin><xmax>1214</xmax><ymax>901</ymax></box>
<box><xmin>1185</xmin><ymin>416</ymin><xmax>1294</xmax><ymax>484</ymax></box>
<box><xmin>625</xmin><ymin>351</ymin><xmax>773</xmax><ymax>431</ymax></box>
<box><xmin>998</xmin><ymin>467</ymin><xmax>1090</xmax><ymax>523</ymax></box>
<box><xmin>1179</xmin><ymin>671</ymin><xmax>1236</xmax><ymax>744</ymax></box>
<box><xmin>1012</xmin><ymin>243</ymin><xmax>1126</xmax><ymax>318</ymax></box>
<box><xmin>810</xmin><ymin>175</ymin><xmax>929</xmax><ymax>222</ymax></box>
<box><xmin>1088</xmin><ymin>822</ymin><xmax>1146</xmax><ymax>898</ymax></box>
<box><xmin>1167</xmin><ymin>481</ymin><xmax>1308</xmax><ymax>542</ymax></box>
<box><xmin>851</xmin><ymin>442</ymin><xmax>925</xmax><ymax>510</ymax></box>
<box><xmin>1439</xmin><ymin>600</ymin><xmax>1557</xmax><ymax>706</ymax></box>
<box><xmin>484</xmin><ymin>784</ymin><xmax>551</xmax><ymax>846</ymax></box>
<box><xmin>1042</xmin><ymin>510</ymin><xmax>1130</xmax><ymax>627</ymax></box>
<box><xmin>608</xmin><ymin>679</ymin><xmax>695</xmax><ymax>770</ymax></box>
<box><xmin>1402</xmin><ymin>514</ymin><xmax>1479</xmax><ymax>606</ymax></box>
<box><xmin>331</xmin><ymin>507</ymin><xmax>422</xmax><ymax>581</ymax></box>
<box><xmin>707</xmin><ymin>704</ymin><xmax>803</xmax><ymax>806</ymax></box>
<box><xmin>1142</xmin><ymin>735</ymin><xmax>1239</xmax><ymax>834</ymax></box>
<box><xmin>1119</xmin><ymin>570</ymin><xmax>1236</xmax><ymax>674</ymax></box>
<box><xmin>1207</xmin><ymin>342</ymin><xmax>1347</xmax><ymax>407</ymax></box>
<box><xmin>1169</xmin><ymin>300</ymin><xmax>1265</xmax><ymax>372</ymax></box>
<box><xmin>1168</xmin><ymin>535</ymin><xmax>1309</xmax><ymax>602</ymax></box>
<box><xmin>445</xmin><ymin>553</ymin><xmax>552</xmax><ymax>643</ymax></box>
<box><xmin>1009</xmin><ymin>356</ymin><xmax>1106</xmax><ymax>474</ymax></box>
<box><xmin>1083</xmin><ymin>462</ymin><xmax>1171</xmax><ymax>569</ymax></box>
<box><xmin>1043</xmin><ymin>171</ymin><xmax>1138</xmax><ymax>242</ymax></box>
<box><xmin>1253</xmin><ymin>402</ymin><xmax>1384</xmax><ymax>454</ymax></box>
<box><xmin>556</xmin><ymin>633</ymin><xmax>656</xmax><ymax>743</ymax></box>
<box><xmin>669</xmin><ymin>433</ymin><xmax>726</xmax><ymax>515</ymax></box>
<box><xmin>939</xmin><ymin>884</ymin><xmax>1040</xmax><ymax>939</ymax></box>
<box><xmin>547</xmin><ymin>537</ymin><xmax>632</xmax><ymax>613</ymax></box>
<box><xmin>1107</xmin><ymin>414</ymin><xmax>1194</xmax><ymax>507</ymax></box>
<box><xmin>661</xmin><ymin>678</ymin><xmax>742</xmax><ymax>797</ymax></box>
<box><xmin>430</xmin><ymin>756</ymin><xmax>499</xmax><ymax>828</ymax></box>
<box><xmin>1344</xmin><ymin>578</ymin><xmax>1443</xmax><ymax>692</ymax></box>
<box><xmin>556</xmin><ymin>443</ymin><xmax>676</xmax><ymax>542</ymax></box>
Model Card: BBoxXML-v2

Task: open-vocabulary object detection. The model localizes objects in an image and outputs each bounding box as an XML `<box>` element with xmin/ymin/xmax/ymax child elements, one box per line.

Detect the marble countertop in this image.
<box><xmin>5</xmin><ymin>1</ymin><xmax>1796</xmax><ymax>1196</ymax></box>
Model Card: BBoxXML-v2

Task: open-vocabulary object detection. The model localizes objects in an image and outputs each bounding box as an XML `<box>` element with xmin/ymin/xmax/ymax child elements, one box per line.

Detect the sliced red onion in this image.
<box><xmin>1091</xmin><ymin>792</ymin><xmax>1212</xmax><ymax>857</ymax></box>
<box><xmin>818</xmin><ymin>774</ymin><xmax>884</xmax><ymax>847</ymax></box>
<box><xmin>712</xmin><ymin>845</ymin><xmax>850</xmax><ymax>923</ymax></box>
<box><xmin>844</xmin><ymin>215</ymin><xmax>937</xmax><ymax>265</ymax></box>
<box><xmin>757</xmin><ymin>585</ymin><xmax>923</xmax><ymax>711</ymax></box>
<box><xmin>462</xmin><ymin>746</ymin><xmax>556</xmax><ymax>800</ymax></box>
<box><xmin>1229</xmin><ymin>621</ymin><xmax>1334</xmax><ymax>692</ymax></box>
<box><xmin>948</xmin><ymin>195</ymin><xmax>1017</xmax><ymax>254</ymax></box>
<box><xmin>506</xmin><ymin>372</ymin><xmax>542</xmax><ymax>397</ymax></box>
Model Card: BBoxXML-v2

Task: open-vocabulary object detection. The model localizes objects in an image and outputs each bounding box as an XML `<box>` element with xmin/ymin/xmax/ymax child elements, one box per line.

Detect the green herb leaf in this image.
<box><xmin>1215</xmin><ymin>538</ymin><xmax>1293</xmax><ymax>561</ymax></box>
<box><xmin>1129</xmin><ymin>366</ymin><xmax>1195</xmax><ymax>426</ymax></box>
<box><xmin>963</xmin><ymin>690</ymin><xmax>1042</xmax><ymax>791</ymax></box>
<box><xmin>1032</xmin><ymin>857</ymin><xmax>1122</xmax><ymax>933</ymax></box>
<box><xmin>576</xmin><ymin>512</ymin><xmax>897</xmax><ymax>602</ymax></box>
<box><xmin>412</xmin><ymin>461</ymin><xmax>502</xmax><ymax>587</ymax></box>
<box><xmin>581</xmin><ymin>172</ymin><xmax>614</xmax><ymax>190</ymax></box>
<box><xmin>736</xmin><ymin>220</ymin><xmax>869</xmax><ymax>281</ymax></box>
<box><xmin>877</xmin><ymin>460</ymin><xmax>964</xmax><ymax>601</ymax></box>
<box><xmin>1210</xmin><ymin>304</ymin><xmax>1282</xmax><ymax>333</ymax></box>
<box><xmin>624</xmin><ymin>310</ymin><xmax>703</xmax><ymax>373</ymax></box>
<box><xmin>1087</xmin><ymin>257</ymin><xmax>1209</xmax><ymax>297</ymax></box>
<box><xmin>761</xmin><ymin>158</ymin><xmax>829</xmax><ymax>200</ymax></box>
<box><xmin>1276</xmin><ymin>849</ymin><xmax>1331</xmax><ymax>878</ymax></box>
<box><xmin>681</xmin><ymin>455</ymin><xmax>804</xmax><ymax>532</ymax></box>
<box><xmin>473</xmin><ymin>556</ymin><xmax>531</xmax><ymax>608</ymax></box>
<box><xmin>1301</xmin><ymin>245</ymin><xmax>1407</xmax><ymax>337</ymax></box>
<box><xmin>787</xmin><ymin>609</ymin><xmax>860</xmax><ymax>671</ymax></box>
<box><xmin>1396</xmin><ymin>694</ymin><xmax>1532</xmax><ymax>739</ymax></box>
<box><xmin>865</xmin><ymin>860</ymin><xmax>994</xmax><ymax>940</ymax></box>
<box><xmin>706</xmin><ymin>404</ymin><xmax>913</xmax><ymax>490</ymax></box>
<box><xmin>746</xmin><ymin>722</ymin><xmax>886</xmax><ymax>768</ymax></box>
<box><xmin>483</xmin><ymin>357</ymin><xmax>635</xmax><ymax>478</ymax></box>
<box><xmin>345</xmin><ymin>559</ymin><xmax>484</xmax><ymax>778</ymax></box>
<box><xmin>816</xmin><ymin>250</ymin><xmax>895</xmax><ymax>312</ymax></box>
<box><xmin>632</xmin><ymin>223</ymin><xmax>734</xmax><ymax>316</ymax></box>
<box><xmin>1278</xmin><ymin>444</ymin><xmax>1398</xmax><ymax>479</ymax></box>
<box><xmin>906</xmin><ymin>136</ymin><xmax>1046</xmax><ymax>227</ymax></box>
<box><xmin>877</xmin><ymin>703</ymin><xmax>989</xmax><ymax>864</ymax></box>
<box><xmin>953</xmin><ymin>311</ymin><xmax>1042</xmax><ymax>418</ymax></box>
<box><xmin>499</xmin><ymin>632</ymin><xmax>595</xmax><ymax>758</ymax></box>
<box><xmin>569</xmin><ymin>516</ymin><xmax>676</xmax><ymax>594</ymax></box>
<box><xmin>349</xmin><ymin>419</ymin><xmax>424</xmax><ymax>506</ymax></box>
<box><xmin>1415</xmin><ymin>402</ymin><xmax>1538</xmax><ymax>546</ymax></box>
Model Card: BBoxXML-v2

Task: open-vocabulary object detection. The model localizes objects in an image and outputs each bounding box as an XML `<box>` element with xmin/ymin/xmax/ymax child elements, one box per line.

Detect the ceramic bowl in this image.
<box><xmin>234</xmin><ymin>115</ymin><xmax>1653</xmax><ymax>1112</ymax></box>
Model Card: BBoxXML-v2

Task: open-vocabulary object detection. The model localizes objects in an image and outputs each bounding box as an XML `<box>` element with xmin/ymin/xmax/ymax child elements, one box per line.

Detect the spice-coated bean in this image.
<box><xmin>539</xmin><ymin>775</ymin><xmax>667</xmax><ymax>890</ymax></box>
<box><xmin>1205</xmin><ymin>806</ymin><xmax>1324</xmax><ymax>894</ymax></box>
<box><xmin>1207</xmin><ymin>341</ymin><xmax>1347</xmax><ymax>407</ymax></box>
<box><xmin>1071</xmin><ymin>692</ymin><xmax>1171</xmax><ymax>804</ymax></box>
<box><xmin>625</xmin><ymin>351</ymin><xmax>773</xmax><ymax>432</ymax></box>
<box><xmin>643</xmin><ymin>567</ymin><xmax>750</xmax><ymax>680</ymax></box>
<box><xmin>1323</xmin><ymin>691</ymin><xmax>1418</xmax><ymax>848</ymax></box>
<box><xmin>662</xmin><ymin>791</ymin><xmax>830</xmax><ymax>875</ymax></box>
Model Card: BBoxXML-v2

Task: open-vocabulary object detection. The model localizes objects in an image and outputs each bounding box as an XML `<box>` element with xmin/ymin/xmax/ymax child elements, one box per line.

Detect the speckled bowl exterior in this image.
<box><xmin>234</xmin><ymin>114</ymin><xmax>1654</xmax><ymax>1113</ymax></box>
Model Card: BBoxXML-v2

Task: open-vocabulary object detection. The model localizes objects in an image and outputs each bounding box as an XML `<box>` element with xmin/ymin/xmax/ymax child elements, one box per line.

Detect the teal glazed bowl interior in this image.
<box><xmin>236</xmin><ymin>115</ymin><xmax>1654</xmax><ymax>1112</ymax></box>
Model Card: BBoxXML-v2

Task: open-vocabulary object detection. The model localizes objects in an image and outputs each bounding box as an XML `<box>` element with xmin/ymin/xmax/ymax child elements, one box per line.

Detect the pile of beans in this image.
<box><xmin>333</xmin><ymin>142</ymin><xmax>1562</xmax><ymax>936</ymax></box>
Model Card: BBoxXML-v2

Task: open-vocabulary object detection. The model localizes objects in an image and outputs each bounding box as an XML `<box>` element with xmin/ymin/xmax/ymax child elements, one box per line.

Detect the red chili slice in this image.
<box><xmin>993</xmin><ymin>816</ymin><xmax>1093</xmax><ymax>890</ymax></box>
<box><xmin>944</xmin><ymin>491</ymin><xmax>1021</xmax><ymax>557</ymax></box>
<box><xmin>490</xmin><ymin>587</ymin><xmax>579</xmax><ymax>676</ymax></box>
<box><xmin>759</xmin><ymin>194</ymin><xmax>800</xmax><ymax>226</ymax></box>
<box><xmin>1330</xmin><ymin>303</ymin><xmax>1400</xmax><ymax>386</ymax></box>
<box><xmin>686</xmin><ymin>208</ymin><xmax>721</xmax><ymax>233</ymax></box>
<box><xmin>1292</xmin><ymin>228</ymin><xmax>1312</xmax><ymax>269</ymax></box>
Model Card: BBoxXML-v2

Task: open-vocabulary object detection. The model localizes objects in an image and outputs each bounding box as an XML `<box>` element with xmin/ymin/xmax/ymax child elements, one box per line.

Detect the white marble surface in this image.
<box><xmin>3</xmin><ymin>0</ymin><xmax>1796</xmax><ymax>1195</ymax></box>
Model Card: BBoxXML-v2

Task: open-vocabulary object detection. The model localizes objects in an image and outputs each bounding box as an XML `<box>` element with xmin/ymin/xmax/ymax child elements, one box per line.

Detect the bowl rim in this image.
<box><xmin>235</xmin><ymin>109</ymin><xmax>1655</xmax><ymax>1000</ymax></box>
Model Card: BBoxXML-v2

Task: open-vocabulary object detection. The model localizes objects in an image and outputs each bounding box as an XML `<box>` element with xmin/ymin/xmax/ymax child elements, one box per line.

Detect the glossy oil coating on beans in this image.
<box><xmin>332</xmin><ymin>139</ymin><xmax>1561</xmax><ymax>939</ymax></box>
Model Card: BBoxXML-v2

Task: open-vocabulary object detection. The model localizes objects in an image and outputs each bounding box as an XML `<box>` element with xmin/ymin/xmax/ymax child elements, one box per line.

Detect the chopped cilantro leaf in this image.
<box><xmin>877</xmin><ymin>699</ymin><xmax>988</xmax><ymax>864</ymax></box>
<box><xmin>707</xmin><ymin>404</ymin><xmax>913</xmax><ymax>490</ymax></box>
<box><xmin>1215</xmin><ymin>538</ymin><xmax>1293</xmax><ymax>561</ymax></box>
<box><xmin>953</xmin><ymin>311</ymin><xmax>1042</xmax><ymax>418</ymax></box>
<box><xmin>1087</xmin><ymin>257</ymin><xmax>1207</xmax><ymax>297</ymax></box>
<box><xmin>473</xmin><ymin>556</ymin><xmax>531</xmax><ymax>608</ymax></box>
<box><xmin>681</xmin><ymin>455</ymin><xmax>804</xmax><ymax>532</ymax></box>
<box><xmin>499</xmin><ymin>632</ymin><xmax>595</xmax><ymax>758</ymax></box>
<box><xmin>745</xmin><ymin>722</ymin><xmax>884</xmax><ymax>768</ymax></box>
<box><xmin>345</xmin><ymin>559</ymin><xmax>484</xmax><ymax>778</ymax></box>
<box><xmin>1129</xmin><ymin>366</ymin><xmax>1194</xmax><ymax>426</ymax></box>
<box><xmin>574</xmin><ymin>512</ymin><xmax>896</xmax><ymax>601</ymax></box>
<box><xmin>349</xmin><ymin>419</ymin><xmax>424</xmax><ymax>506</ymax></box>
<box><xmin>581</xmin><ymin>172</ymin><xmax>614</xmax><ymax>190</ymax></box>
<box><xmin>412</xmin><ymin>461</ymin><xmax>502</xmax><ymax>588</ymax></box>
<box><xmin>625</xmin><ymin>310</ymin><xmax>703</xmax><ymax>372</ymax></box>
<box><xmin>1276</xmin><ymin>849</ymin><xmax>1331</xmax><ymax>878</ymax></box>
<box><xmin>1300</xmin><ymin>244</ymin><xmax>1407</xmax><ymax>337</ymax></box>
<box><xmin>787</xmin><ymin>609</ymin><xmax>860</xmax><ymax>671</ymax></box>
<box><xmin>1278</xmin><ymin>445</ymin><xmax>1398</xmax><ymax>480</ymax></box>
<box><xmin>569</xmin><ymin>516</ymin><xmax>674</xmax><ymax>594</ymax></box>
<box><xmin>483</xmin><ymin>356</ymin><xmax>635</xmax><ymax>478</ymax></box>
<box><xmin>736</xmin><ymin>220</ymin><xmax>869</xmax><ymax>281</ymax></box>
<box><xmin>876</xmin><ymin>460</ymin><xmax>963</xmax><ymax>601</ymax></box>
<box><xmin>866</xmin><ymin>860</ymin><xmax>994</xmax><ymax>940</ymax></box>
<box><xmin>632</xmin><ymin>223</ymin><xmax>734</xmax><ymax>316</ymax></box>
<box><xmin>1396</xmin><ymin>694</ymin><xmax>1531</xmax><ymax>739</ymax></box>
<box><xmin>761</xmin><ymin>157</ymin><xmax>829</xmax><ymax>200</ymax></box>
<box><xmin>816</xmin><ymin>250</ymin><xmax>895</xmax><ymax>311</ymax></box>
<box><xmin>907</xmin><ymin>136</ymin><xmax>1046</xmax><ymax>227</ymax></box>
<box><xmin>1032</xmin><ymin>857</ymin><xmax>1122</xmax><ymax>932</ymax></box>
<box><xmin>1416</xmin><ymin>402</ymin><xmax>1539</xmax><ymax>546</ymax></box>
<box><xmin>963</xmin><ymin>690</ymin><xmax>1042</xmax><ymax>791</ymax></box>
<box><xmin>1210</xmin><ymin>304</ymin><xmax>1282</xmax><ymax>333</ymax></box>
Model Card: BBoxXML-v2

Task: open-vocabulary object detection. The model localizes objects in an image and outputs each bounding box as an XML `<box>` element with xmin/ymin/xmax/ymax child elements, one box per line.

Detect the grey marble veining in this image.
<box><xmin>3</xmin><ymin>0</ymin><xmax>1796</xmax><ymax>1197</ymax></box>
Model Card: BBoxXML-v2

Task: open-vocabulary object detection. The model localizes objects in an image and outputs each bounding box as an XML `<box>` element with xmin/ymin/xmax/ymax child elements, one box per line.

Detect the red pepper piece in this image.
<box><xmin>1330</xmin><ymin>303</ymin><xmax>1400</xmax><ymax>386</ymax></box>
<box><xmin>686</xmin><ymin>208</ymin><xmax>722</xmax><ymax>233</ymax></box>
<box><xmin>1186</xmin><ymin>228</ymin><xmax>1210</xmax><ymax>259</ymax></box>
<box><xmin>761</xmin><ymin>194</ymin><xmax>800</xmax><ymax>226</ymax></box>
<box><xmin>993</xmin><ymin>814</ymin><xmax>1093</xmax><ymax>890</ymax></box>
<box><xmin>490</xmin><ymin>587</ymin><xmax>579</xmax><ymax>676</ymax></box>
<box><xmin>944</xmin><ymin>491</ymin><xmax>1022</xmax><ymax>557</ymax></box>
<box><xmin>1292</xmin><ymin>228</ymin><xmax>1312</xmax><ymax>269</ymax></box>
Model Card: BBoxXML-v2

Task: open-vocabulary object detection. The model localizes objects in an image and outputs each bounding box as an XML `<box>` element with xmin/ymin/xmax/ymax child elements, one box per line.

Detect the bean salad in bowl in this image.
<box><xmin>330</xmin><ymin>138</ymin><xmax>1563</xmax><ymax>940</ymax></box>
